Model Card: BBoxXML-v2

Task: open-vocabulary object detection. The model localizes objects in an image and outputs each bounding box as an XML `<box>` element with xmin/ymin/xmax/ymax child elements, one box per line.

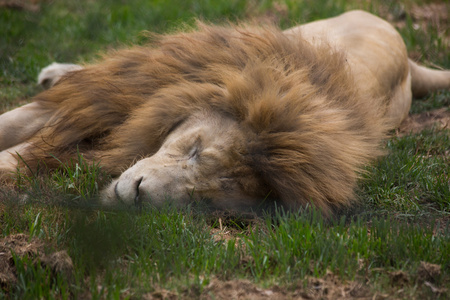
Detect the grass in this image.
<box><xmin>1</xmin><ymin>0</ymin><xmax>449</xmax><ymax>299</ymax></box>
<box><xmin>1</xmin><ymin>202</ymin><xmax>448</xmax><ymax>298</ymax></box>
<box><xmin>362</xmin><ymin>129</ymin><xmax>450</xmax><ymax>213</ymax></box>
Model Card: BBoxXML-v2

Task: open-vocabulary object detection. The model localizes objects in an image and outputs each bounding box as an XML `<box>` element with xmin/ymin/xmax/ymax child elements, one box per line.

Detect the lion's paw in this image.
<box><xmin>37</xmin><ymin>62</ymin><xmax>82</xmax><ymax>89</ymax></box>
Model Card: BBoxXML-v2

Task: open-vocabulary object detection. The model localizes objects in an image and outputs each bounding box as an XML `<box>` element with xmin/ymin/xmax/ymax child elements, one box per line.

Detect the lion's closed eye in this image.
<box><xmin>187</xmin><ymin>137</ymin><xmax>202</xmax><ymax>160</ymax></box>
<box><xmin>188</xmin><ymin>147</ymin><xmax>199</xmax><ymax>160</ymax></box>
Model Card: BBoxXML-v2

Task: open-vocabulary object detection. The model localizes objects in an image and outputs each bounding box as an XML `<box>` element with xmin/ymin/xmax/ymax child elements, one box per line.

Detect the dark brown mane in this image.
<box><xmin>22</xmin><ymin>22</ymin><xmax>388</xmax><ymax>213</ymax></box>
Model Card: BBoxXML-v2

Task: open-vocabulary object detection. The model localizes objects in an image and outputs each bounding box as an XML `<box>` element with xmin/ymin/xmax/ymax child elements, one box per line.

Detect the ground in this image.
<box><xmin>0</xmin><ymin>0</ymin><xmax>449</xmax><ymax>299</ymax></box>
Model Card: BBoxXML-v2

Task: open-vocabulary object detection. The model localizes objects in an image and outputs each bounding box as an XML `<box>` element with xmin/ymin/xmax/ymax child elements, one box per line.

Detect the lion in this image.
<box><xmin>0</xmin><ymin>10</ymin><xmax>449</xmax><ymax>215</ymax></box>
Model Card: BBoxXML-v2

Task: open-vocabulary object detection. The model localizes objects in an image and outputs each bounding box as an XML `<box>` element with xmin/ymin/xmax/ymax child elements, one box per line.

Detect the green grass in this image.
<box><xmin>362</xmin><ymin>129</ymin><xmax>450</xmax><ymax>214</ymax></box>
<box><xmin>1</xmin><ymin>202</ymin><xmax>448</xmax><ymax>299</ymax></box>
<box><xmin>1</xmin><ymin>0</ymin><xmax>449</xmax><ymax>299</ymax></box>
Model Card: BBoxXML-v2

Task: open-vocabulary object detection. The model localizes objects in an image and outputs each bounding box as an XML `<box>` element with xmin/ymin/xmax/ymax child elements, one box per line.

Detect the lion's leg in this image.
<box><xmin>0</xmin><ymin>62</ymin><xmax>83</xmax><ymax>150</ymax></box>
<box><xmin>0</xmin><ymin>102</ymin><xmax>53</xmax><ymax>151</ymax></box>
<box><xmin>0</xmin><ymin>142</ymin><xmax>30</xmax><ymax>173</ymax></box>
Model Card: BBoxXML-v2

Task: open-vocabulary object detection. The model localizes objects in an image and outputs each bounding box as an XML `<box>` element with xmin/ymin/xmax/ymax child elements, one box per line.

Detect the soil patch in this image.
<box><xmin>410</xmin><ymin>3</ymin><xmax>448</xmax><ymax>26</ymax></box>
<box><xmin>177</xmin><ymin>272</ymin><xmax>372</xmax><ymax>300</ymax></box>
<box><xmin>0</xmin><ymin>0</ymin><xmax>41</xmax><ymax>11</ymax></box>
<box><xmin>417</xmin><ymin>261</ymin><xmax>442</xmax><ymax>283</ymax></box>
<box><xmin>397</xmin><ymin>108</ymin><xmax>450</xmax><ymax>136</ymax></box>
<box><xmin>0</xmin><ymin>234</ymin><xmax>73</xmax><ymax>291</ymax></box>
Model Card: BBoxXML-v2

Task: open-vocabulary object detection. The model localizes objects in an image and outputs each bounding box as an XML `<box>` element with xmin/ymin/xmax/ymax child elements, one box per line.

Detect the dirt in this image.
<box><xmin>0</xmin><ymin>234</ymin><xmax>73</xmax><ymax>291</ymax></box>
<box><xmin>397</xmin><ymin>108</ymin><xmax>450</xmax><ymax>136</ymax></box>
<box><xmin>143</xmin><ymin>263</ymin><xmax>447</xmax><ymax>299</ymax></box>
<box><xmin>142</xmin><ymin>271</ymin><xmax>373</xmax><ymax>300</ymax></box>
<box><xmin>0</xmin><ymin>0</ymin><xmax>42</xmax><ymax>11</ymax></box>
<box><xmin>410</xmin><ymin>2</ymin><xmax>449</xmax><ymax>28</ymax></box>
<box><xmin>202</xmin><ymin>275</ymin><xmax>371</xmax><ymax>300</ymax></box>
<box><xmin>417</xmin><ymin>261</ymin><xmax>442</xmax><ymax>283</ymax></box>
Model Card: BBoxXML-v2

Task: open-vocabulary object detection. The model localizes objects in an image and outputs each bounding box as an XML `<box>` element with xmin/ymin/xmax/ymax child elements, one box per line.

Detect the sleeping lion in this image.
<box><xmin>1</xmin><ymin>11</ymin><xmax>449</xmax><ymax>214</ymax></box>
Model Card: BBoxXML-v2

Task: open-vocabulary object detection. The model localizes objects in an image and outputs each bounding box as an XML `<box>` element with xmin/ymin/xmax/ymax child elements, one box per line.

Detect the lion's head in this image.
<box><xmin>102</xmin><ymin>108</ymin><xmax>271</xmax><ymax>209</ymax></box>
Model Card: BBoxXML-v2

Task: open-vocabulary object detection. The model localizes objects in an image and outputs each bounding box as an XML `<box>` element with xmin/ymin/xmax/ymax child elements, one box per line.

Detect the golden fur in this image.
<box><xmin>1</xmin><ymin>11</ymin><xmax>449</xmax><ymax>214</ymax></box>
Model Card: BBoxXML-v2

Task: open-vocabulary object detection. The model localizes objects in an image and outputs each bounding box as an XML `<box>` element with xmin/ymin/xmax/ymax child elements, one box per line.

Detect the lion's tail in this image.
<box><xmin>409</xmin><ymin>59</ymin><xmax>450</xmax><ymax>98</ymax></box>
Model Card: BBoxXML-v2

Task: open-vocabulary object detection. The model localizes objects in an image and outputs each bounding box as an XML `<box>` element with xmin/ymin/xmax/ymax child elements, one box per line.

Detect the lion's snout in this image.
<box><xmin>101</xmin><ymin>156</ymin><xmax>192</xmax><ymax>207</ymax></box>
<box><xmin>112</xmin><ymin>175</ymin><xmax>143</xmax><ymax>206</ymax></box>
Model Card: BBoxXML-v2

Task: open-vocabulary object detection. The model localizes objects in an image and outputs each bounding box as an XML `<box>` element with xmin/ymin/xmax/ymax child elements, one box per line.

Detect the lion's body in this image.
<box><xmin>286</xmin><ymin>11</ymin><xmax>412</xmax><ymax>127</ymax></box>
<box><xmin>1</xmin><ymin>11</ymin><xmax>449</xmax><ymax>214</ymax></box>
